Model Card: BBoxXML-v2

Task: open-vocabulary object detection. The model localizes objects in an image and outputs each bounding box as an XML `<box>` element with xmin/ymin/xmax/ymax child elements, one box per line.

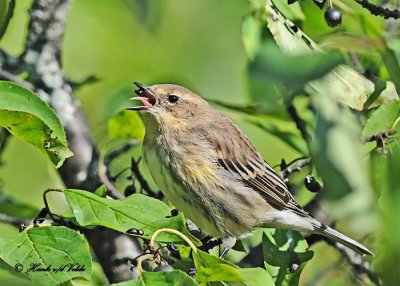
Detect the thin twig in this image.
<box><xmin>304</xmin><ymin>233</ymin><xmax>380</xmax><ymax>285</ymax></box>
<box><xmin>348</xmin><ymin>51</ymin><xmax>364</xmax><ymax>74</ymax></box>
<box><xmin>131</xmin><ymin>157</ymin><xmax>159</xmax><ymax>198</ymax></box>
<box><xmin>279</xmin><ymin>157</ymin><xmax>312</xmax><ymax>179</ymax></box>
<box><xmin>98</xmin><ymin>140</ymin><xmax>139</xmax><ymax>199</ymax></box>
<box><xmin>286</xmin><ymin>102</ymin><xmax>311</xmax><ymax>144</ymax></box>
<box><xmin>354</xmin><ymin>0</ymin><xmax>400</xmax><ymax>19</ymax></box>
<box><xmin>328</xmin><ymin>239</ymin><xmax>381</xmax><ymax>285</ymax></box>
<box><xmin>0</xmin><ymin>69</ymin><xmax>35</xmax><ymax>90</ymax></box>
<box><xmin>98</xmin><ymin>162</ymin><xmax>123</xmax><ymax>199</ymax></box>
<box><xmin>361</xmin><ymin>130</ymin><xmax>396</xmax><ymax>143</ymax></box>
<box><xmin>104</xmin><ymin>140</ymin><xmax>139</xmax><ymax>166</ymax></box>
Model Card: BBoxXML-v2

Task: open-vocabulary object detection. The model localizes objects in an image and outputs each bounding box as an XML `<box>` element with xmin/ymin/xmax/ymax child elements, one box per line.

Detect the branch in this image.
<box><xmin>305</xmin><ymin>235</ymin><xmax>381</xmax><ymax>285</ymax></box>
<box><xmin>22</xmin><ymin>0</ymin><xmax>99</xmax><ymax>190</ymax></box>
<box><xmin>0</xmin><ymin>213</ymin><xmax>27</xmax><ymax>226</ymax></box>
<box><xmin>304</xmin><ymin>190</ymin><xmax>380</xmax><ymax>285</ymax></box>
<box><xmin>334</xmin><ymin>242</ymin><xmax>381</xmax><ymax>285</ymax></box>
<box><xmin>0</xmin><ymin>0</ymin><xmax>140</xmax><ymax>282</ymax></box>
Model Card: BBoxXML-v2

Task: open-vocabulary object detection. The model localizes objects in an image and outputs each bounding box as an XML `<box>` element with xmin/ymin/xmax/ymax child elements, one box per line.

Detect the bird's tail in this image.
<box><xmin>312</xmin><ymin>223</ymin><xmax>373</xmax><ymax>256</ymax></box>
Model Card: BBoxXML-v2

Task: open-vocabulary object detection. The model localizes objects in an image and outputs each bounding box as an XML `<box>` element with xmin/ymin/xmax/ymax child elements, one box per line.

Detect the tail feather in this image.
<box><xmin>312</xmin><ymin>223</ymin><xmax>373</xmax><ymax>256</ymax></box>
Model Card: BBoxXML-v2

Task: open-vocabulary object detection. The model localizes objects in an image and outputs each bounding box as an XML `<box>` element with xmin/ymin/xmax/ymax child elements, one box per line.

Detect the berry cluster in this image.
<box><xmin>288</xmin><ymin>0</ymin><xmax>400</xmax><ymax>27</ymax></box>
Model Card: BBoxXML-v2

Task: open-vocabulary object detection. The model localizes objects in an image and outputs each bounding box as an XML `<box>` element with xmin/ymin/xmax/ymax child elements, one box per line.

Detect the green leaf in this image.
<box><xmin>265</xmin><ymin>0</ymin><xmax>398</xmax><ymax>110</ymax></box>
<box><xmin>248</xmin><ymin>0</ymin><xmax>267</xmax><ymax>10</ymax></box>
<box><xmin>94</xmin><ymin>184</ymin><xmax>107</xmax><ymax>198</ymax></box>
<box><xmin>193</xmin><ymin>250</ymin><xmax>274</xmax><ymax>285</ymax></box>
<box><xmin>63</xmin><ymin>189</ymin><xmax>200</xmax><ymax>244</ymax></box>
<box><xmin>249</xmin><ymin>41</ymin><xmax>343</xmax><ymax>90</ymax></box>
<box><xmin>262</xmin><ymin>229</ymin><xmax>313</xmax><ymax>286</ymax></box>
<box><xmin>0</xmin><ymin>0</ymin><xmax>15</xmax><ymax>40</ymax></box>
<box><xmin>245</xmin><ymin>117</ymin><xmax>308</xmax><ymax>154</ymax></box>
<box><xmin>246</xmin><ymin>72</ymin><xmax>288</xmax><ymax>119</ymax></box>
<box><xmin>242</xmin><ymin>13</ymin><xmax>263</xmax><ymax>59</ymax></box>
<box><xmin>112</xmin><ymin>270</ymin><xmax>198</xmax><ymax>286</ymax></box>
<box><xmin>0</xmin><ymin>81</ymin><xmax>73</xmax><ymax>167</ymax></box>
<box><xmin>108</xmin><ymin>110</ymin><xmax>145</xmax><ymax>140</ymax></box>
<box><xmin>372</xmin><ymin>148</ymin><xmax>400</xmax><ymax>285</ymax></box>
<box><xmin>0</xmin><ymin>226</ymin><xmax>92</xmax><ymax>286</ymax></box>
<box><xmin>142</xmin><ymin>270</ymin><xmax>198</xmax><ymax>286</ymax></box>
<box><xmin>311</xmin><ymin>94</ymin><xmax>373</xmax><ymax>200</ymax></box>
<box><xmin>362</xmin><ymin>101</ymin><xmax>400</xmax><ymax>137</ymax></box>
<box><xmin>272</xmin><ymin>0</ymin><xmax>304</xmax><ymax>21</ymax></box>
<box><xmin>208</xmin><ymin>98</ymin><xmax>286</xmax><ymax>118</ymax></box>
<box><xmin>384</xmin><ymin>38</ymin><xmax>400</xmax><ymax>94</ymax></box>
<box><xmin>245</xmin><ymin>41</ymin><xmax>342</xmax><ymax>119</ymax></box>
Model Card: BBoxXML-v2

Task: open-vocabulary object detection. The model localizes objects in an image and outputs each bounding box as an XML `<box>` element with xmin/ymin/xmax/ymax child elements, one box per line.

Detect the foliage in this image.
<box><xmin>0</xmin><ymin>226</ymin><xmax>92</xmax><ymax>285</ymax></box>
<box><xmin>0</xmin><ymin>82</ymin><xmax>72</xmax><ymax>167</ymax></box>
<box><xmin>1</xmin><ymin>0</ymin><xmax>400</xmax><ymax>285</ymax></box>
<box><xmin>64</xmin><ymin>189</ymin><xmax>198</xmax><ymax>243</ymax></box>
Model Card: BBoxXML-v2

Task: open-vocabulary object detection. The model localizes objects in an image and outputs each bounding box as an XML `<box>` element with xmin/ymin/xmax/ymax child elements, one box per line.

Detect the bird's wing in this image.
<box><xmin>202</xmin><ymin>120</ymin><xmax>307</xmax><ymax>216</ymax></box>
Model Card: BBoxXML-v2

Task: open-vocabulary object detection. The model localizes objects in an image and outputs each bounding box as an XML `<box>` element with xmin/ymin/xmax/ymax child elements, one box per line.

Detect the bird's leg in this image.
<box><xmin>220</xmin><ymin>236</ymin><xmax>236</xmax><ymax>259</ymax></box>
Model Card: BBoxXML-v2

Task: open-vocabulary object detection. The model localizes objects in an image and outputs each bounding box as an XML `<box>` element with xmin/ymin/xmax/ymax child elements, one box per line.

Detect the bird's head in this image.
<box><xmin>128</xmin><ymin>82</ymin><xmax>214</xmax><ymax>126</ymax></box>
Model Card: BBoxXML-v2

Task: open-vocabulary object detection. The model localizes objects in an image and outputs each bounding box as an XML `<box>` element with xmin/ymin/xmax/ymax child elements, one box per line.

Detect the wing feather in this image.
<box><xmin>199</xmin><ymin>119</ymin><xmax>307</xmax><ymax>216</ymax></box>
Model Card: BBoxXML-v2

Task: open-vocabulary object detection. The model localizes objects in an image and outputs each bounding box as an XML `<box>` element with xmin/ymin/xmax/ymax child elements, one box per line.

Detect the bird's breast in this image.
<box><xmin>142</xmin><ymin>131</ymin><xmax>224</xmax><ymax>237</ymax></box>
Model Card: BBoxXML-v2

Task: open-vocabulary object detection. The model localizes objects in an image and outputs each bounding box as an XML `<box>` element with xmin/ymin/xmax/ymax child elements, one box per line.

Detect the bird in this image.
<box><xmin>128</xmin><ymin>81</ymin><xmax>373</xmax><ymax>257</ymax></box>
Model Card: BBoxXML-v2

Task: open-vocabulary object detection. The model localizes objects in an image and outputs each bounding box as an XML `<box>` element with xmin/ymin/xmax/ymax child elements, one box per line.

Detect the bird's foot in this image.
<box><xmin>220</xmin><ymin>237</ymin><xmax>236</xmax><ymax>259</ymax></box>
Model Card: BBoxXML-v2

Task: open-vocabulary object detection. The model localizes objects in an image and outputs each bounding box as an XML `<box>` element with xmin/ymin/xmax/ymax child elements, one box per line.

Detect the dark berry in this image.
<box><xmin>137</xmin><ymin>229</ymin><xmax>144</xmax><ymax>236</ymax></box>
<box><xmin>288</xmin><ymin>0</ymin><xmax>297</xmax><ymax>4</ymax></box>
<box><xmin>167</xmin><ymin>242</ymin><xmax>179</xmax><ymax>252</ymax></box>
<box><xmin>170</xmin><ymin>209</ymin><xmax>179</xmax><ymax>216</ymax></box>
<box><xmin>324</xmin><ymin>7</ymin><xmax>342</xmax><ymax>27</ymax></box>
<box><xmin>313</xmin><ymin>0</ymin><xmax>326</xmax><ymax>9</ymax></box>
<box><xmin>124</xmin><ymin>184</ymin><xmax>136</xmax><ymax>196</ymax></box>
<box><xmin>126</xmin><ymin>228</ymin><xmax>138</xmax><ymax>235</ymax></box>
<box><xmin>304</xmin><ymin>175</ymin><xmax>322</xmax><ymax>193</ymax></box>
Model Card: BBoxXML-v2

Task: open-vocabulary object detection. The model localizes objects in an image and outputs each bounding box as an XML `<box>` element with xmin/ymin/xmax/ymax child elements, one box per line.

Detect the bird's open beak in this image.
<box><xmin>127</xmin><ymin>81</ymin><xmax>157</xmax><ymax>111</ymax></box>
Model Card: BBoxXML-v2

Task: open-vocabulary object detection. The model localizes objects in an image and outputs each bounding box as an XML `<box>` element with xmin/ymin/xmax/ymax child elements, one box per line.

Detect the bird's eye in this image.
<box><xmin>167</xmin><ymin>94</ymin><xmax>179</xmax><ymax>104</ymax></box>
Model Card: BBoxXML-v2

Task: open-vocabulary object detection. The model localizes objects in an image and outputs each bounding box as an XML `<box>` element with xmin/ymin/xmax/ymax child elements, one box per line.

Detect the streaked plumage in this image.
<box><xmin>128</xmin><ymin>82</ymin><xmax>373</xmax><ymax>256</ymax></box>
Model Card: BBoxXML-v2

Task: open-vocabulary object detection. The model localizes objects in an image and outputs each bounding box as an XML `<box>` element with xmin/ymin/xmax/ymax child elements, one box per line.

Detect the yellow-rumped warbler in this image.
<box><xmin>128</xmin><ymin>82</ymin><xmax>372</xmax><ymax>257</ymax></box>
